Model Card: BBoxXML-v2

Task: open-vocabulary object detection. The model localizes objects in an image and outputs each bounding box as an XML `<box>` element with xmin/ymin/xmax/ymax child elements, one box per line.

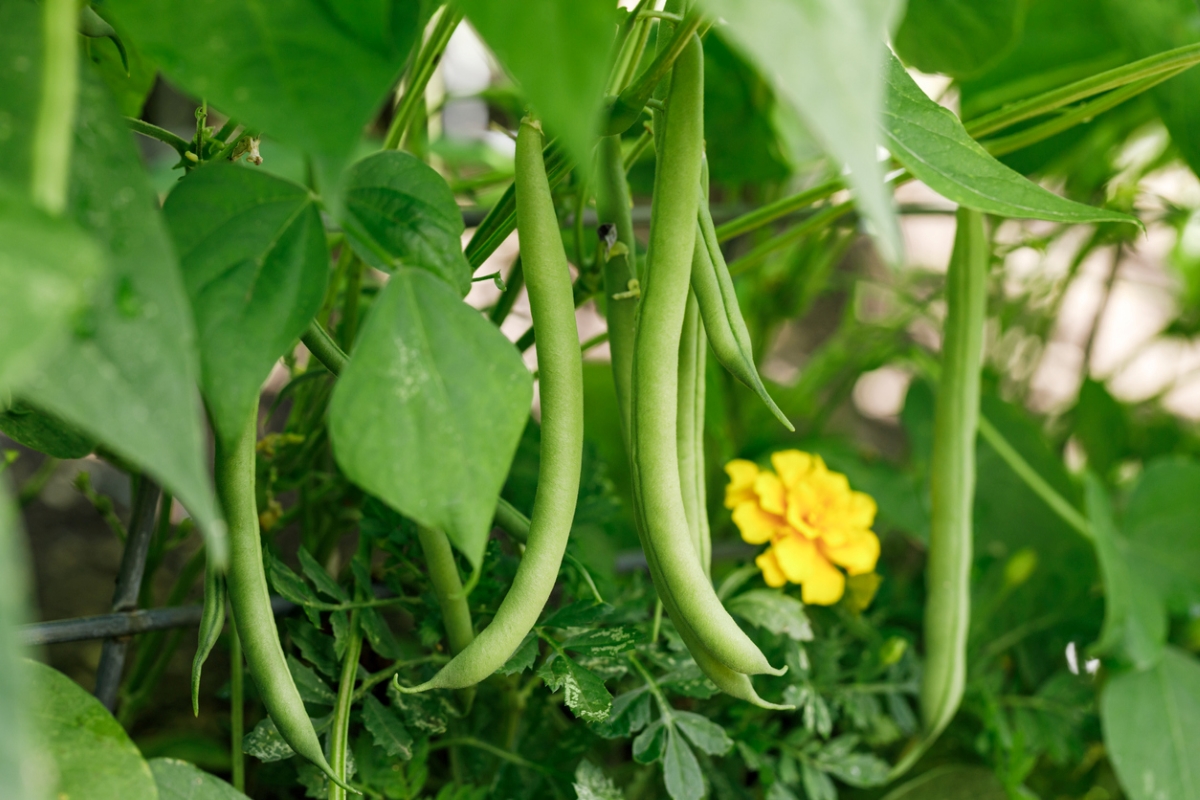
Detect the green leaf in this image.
<box><xmin>0</xmin><ymin>492</ymin><xmax>36</xmax><ymax>797</ymax></box>
<box><xmin>341</xmin><ymin>151</ymin><xmax>473</xmax><ymax>296</ymax></box>
<box><xmin>104</xmin><ymin>0</ymin><xmax>419</xmax><ymax>169</ymax></box>
<box><xmin>496</xmin><ymin>632</ymin><xmax>539</xmax><ymax>676</ymax></box>
<box><xmin>0</xmin><ymin>190</ymin><xmax>104</xmax><ymax>393</ymax></box>
<box><xmin>27</xmin><ymin>660</ymin><xmax>157</xmax><ymax>798</ymax></box>
<box><xmin>243</xmin><ymin>717</ymin><xmax>296</xmax><ymax>763</ymax></box>
<box><xmin>265</xmin><ymin>550</ymin><xmax>321</xmax><ymax>626</ymax></box>
<box><xmin>537</xmin><ymin>654</ymin><xmax>614</xmax><ymax>723</ymax></box>
<box><xmin>632</xmin><ymin>718</ymin><xmax>667</xmax><ymax>764</ymax></box>
<box><xmin>573</xmin><ymin>759</ymin><xmax>625</xmax><ymax>800</ymax></box>
<box><xmin>700</xmin><ymin>0</ymin><xmax>902</xmax><ymax>262</ymax></box>
<box><xmin>297</xmin><ymin>546</ymin><xmax>349</xmax><ymax>602</ymax></box>
<box><xmin>455</xmin><ymin>0</ymin><xmax>614</xmax><ymax>175</ymax></box>
<box><xmin>726</xmin><ymin>588</ymin><xmax>813</xmax><ymax>641</ymax></box>
<box><xmin>163</xmin><ymin>164</ymin><xmax>328</xmax><ymax>450</ymax></box>
<box><xmin>1086</xmin><ymin>475</ymin><xmax>1166</xmax><ymax>669</ymax></box>
<box><xmin>800</xmin><ymin>762</ymin><xmax>837</xmax><ymax>800</ymax></box>
<box><xmin>1122</xmin><ymin>458</ymin><xmax>1200</xmax><ymax>614</ymax></box>
<box><xmin>0</xmin><ymin>1</ymin><xmax>42</xmax><ymax>188</ymax></box>
<box><xmin>894</xmin><ymin>0</ymin><xmax>1028</xmax><ymax>79</ymax></box>
<box><xmin>542</xmin><ymin>600</ymin><xmax>615</xmax><ymax>629</ymax></box>
<box><xmin>362</xmin><ymin>694</ymin><xmax>414</xmax><ymax>760</ymax></box>
<box><xmin>562</xmin><ymin>627</ymin><xmax>640</xmax><ymax>657</ymax></box>
<box><xmin>387</xmin><ymin>682</ymin><xmax>453</xmax><ymax>735</ymax></box>
<box><xmin>287</xmin><ymin>654</ymin><xmax>336</xmax><ymax>706</ymax></box>
<box><xmin>85</xmin><ymin>8</ymin><xmax>158</xmax><ymax>118</ymax></box>
<box><xmin>329</xmin><ymin>268</ymin><xmax>532</xmax><ymax>568</ymax></box>
<box><xmin>0</xmin><ymin>402</ymin><xmax>96</xmax><ymax>459</ymax></box>
<box><xmin>673</xmin><ymin>710</ymin><xmax>733</xmax><ymax>756</ymax></box>
<box><xmin>879</xmin><ymin>765</ymin><xmax>1006</xmax><ymax>800</ymax></box>
<box><xmin>663</xmin><ymin>727</ymin><xmax>704</xmax><ymax>800</ymax></box>
<box><xmin>883</xmin><ymin>51</ymin><xmax>1139</xmax><ymax>227</ymax></box>
<box><xmin>284</xmin><ymin>618</ymin><xmax>339</xmax><ymax>678</ymax></box>
<box><xmin>360</xmin><ymin>607</ymin><xmax>403</xmax><ymax>660</ymax></box>
<box><xmin>1072</xmin><ymin>379</ymin><xmax>1129</xmax><ymax>477</ymax></box>
<box><xmin>12</xmin><ymin>68</ymin><xmax>225</xmax><ymax>562</ymax></box>
<box><xmin>150</xmin><ymin>757</ymin><xmax>250</xmax><ymax>799</ymax></box>
<box><xmin>590</xmin><ymin>689</ymin><xmax>651</xmax><ymax>739</ymax></box>
<box><xmin>1101</xmin><ymin>647</ymin><xmax>1200</xmax><ymax>800</ymax></box>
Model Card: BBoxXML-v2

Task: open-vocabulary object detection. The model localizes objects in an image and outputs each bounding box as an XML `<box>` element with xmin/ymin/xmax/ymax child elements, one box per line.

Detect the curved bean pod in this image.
<box><xmin>190</xmin><ymin>563</ymin><xmax>225</xmax><ymax>716</ymax></box>
<box><xmin>218</xmin><ymin>412</ymin><xmax>354</xmax><ymax>793</ymax></box>
<box><xmin>920</xmin><ymin>207</ymin><xmax>987</xmax><ymax>739</ymax></box>
<box><xmin>629</xmin><ymin>35</ymin><xmax>782</xmax><ymax>678</ymax></box>
<box><xmin>396</xmin><ymin>118</ymin><xmax>583</xmax><ymax>692</ymax></box>
<box><xmin>676</xmin><ymin>290</ymin><xmax>710</xmax><ymax>574</ymax></box>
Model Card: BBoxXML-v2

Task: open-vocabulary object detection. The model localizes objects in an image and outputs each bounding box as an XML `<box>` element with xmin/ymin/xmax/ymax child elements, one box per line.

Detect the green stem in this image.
<box><xmin>328</xmin><ymin>612</ymin><xmax>362</xmax><ymax>800</ymax></box>
<box><xmin>416</xmin><ymin>526</ymin><xmax>475</xmax><ymax>654</ymax></box>
<box><xmin>429</xmin><ymin>737</ymin><xmax>569</xmax><ymax>779</ymax></box>
<box><xmin>125</xmin><ymin>118</ymin><xmax>192</xmax><ymax>155</ymax></box>
<box><xmin>715</xmin><ymin>179</ymin><xmax>843</xmax><ymax>242</ymax></box>
<box><xmin>384</xmin><ymin>6</ymin><xmax>464</xmax><ymax>150</ymax></box>
<box><xmin>339</xmin><ymin>257</ymin><xmax>363</xmax><ymax>350</ymax></box>
<box><xmin>606</xmin><ymin>10</ymin><xmax>705</xmax><ymax>136</ymax></box>
<box><xmin>726</xmin><ymin>202</ymin><xmax>854</xmax><ymax>277</ymax></box>
<box><xmin>31</xmin><ymin>0</ymin><xmax>79</xmax><ymax>214</ymax></box>
<box><xmin>230</xmin><ymin>626</ymin><xmax>245</xmax><ymax>792</ymax></box>
<box><xmin>977</xmin><ymin>416</ymin><xmax>1092</xmax><ymax>539</ymax></box>
<box><xmin>351</xmin><ymin>655</ymin><xmax>449</xmax><ymax>703</ymax></box>
<box><xmin>17</xmin><ymin>457</ymin><xmax>59</xmax><ymax>507</ymax></box>
<box><xmin>489</xmin><ymin>257</ymin><xmax>525</xmax><ymax>326</ymax></box>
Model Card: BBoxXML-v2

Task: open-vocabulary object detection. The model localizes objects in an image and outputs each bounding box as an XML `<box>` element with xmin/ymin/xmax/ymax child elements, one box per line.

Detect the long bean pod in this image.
<box><xmin>676</xmin><ymin>291</ymin><xmax>710</xmax><ymax>574</ymax></box>
<box><xmin>629</xmin><ymin>35</ymin><xmax>781</xmax><ymax>678</ymax></box>
<box><xmin>218</xmin><ymin>412</ymin><xmax>354</xmax><ymax>792</ymax></box>
<box><xmin>596</xmin><ymin>134</ymin><xmax>639</xmax><ymax>442</ymax></box>
<box><xmin>396</xmin><ymin>118</ymin><xmax>583</xmax><ymax>692</ymax></box>
<box><xmin>190</xmin><ymin>564</ymin><xmax>225</xmax><ymax>715</ymax></box>
<box><xmin>920</xmin><ymin>208</ymin><xmax>987</xmax><ymax>740</ymax></box>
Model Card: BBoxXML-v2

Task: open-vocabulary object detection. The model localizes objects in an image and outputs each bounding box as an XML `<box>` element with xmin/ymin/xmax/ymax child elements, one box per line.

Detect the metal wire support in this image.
<box><xmin>93</xmin><ymin>476</ymin><xmax>161</xmax><ymax>711</ymax></box>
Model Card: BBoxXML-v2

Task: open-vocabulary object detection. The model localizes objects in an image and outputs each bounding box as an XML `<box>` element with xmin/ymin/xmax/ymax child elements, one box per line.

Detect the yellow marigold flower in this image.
<box><xmin>727</xmin><ymin>450</ymin><xmax>881</xmax><ymax>606</ymax></box>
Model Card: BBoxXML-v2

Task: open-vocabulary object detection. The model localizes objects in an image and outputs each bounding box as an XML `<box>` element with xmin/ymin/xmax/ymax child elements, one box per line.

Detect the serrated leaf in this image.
<box><xmin>388</xmin><ymin>682</ymin><xmax>452</xmax><ymax>735</ymax></box>
<box><xmin>663</xmin><ymin>727</ymin><xmax>704</xmax><ymax>800</ymax></box>
<box><xmin>329</xmin><ymin>269</ymin><xmax>532</xmax><ymax>568</ymax></box>
<box><xmin>284</xmin><ymin>618</ymin><xmax>339</xmax><ymax>678</ymax></box>
<box><xmin>362</xmin><ymin>694</ymin><xmax>414</xmax><ymax>760</ymax></box>
<box><xmin>297</xmin><ymin>546</ymin><xmax>349</xmax><ymax>602</ymax></box>
<box><xmin>632</xmin><ymin>719</ymin><xmax>667</xmax><ymax>765</ymax></box>
<box><xmin>164</xmin><ymin>163</ymin><xmax>328</xmax><ymax>450</ymax></box>
<box><xmin>538</xmin><ymin>654</ymin><xmax>613</xmax><ymax>722</ymax></box>
<box><xmin>727</xmin><ymin>588</ymin><xmax>813</xmax><ymax>641</ymax></box>
<box><xmin>673</xmin><ymin>711</ymin><xmax>733</xmax><ymax>756</ymax></box>
<box><xmin>265</xmin><ymin>551</ymin><xmax>321</xmax><ymax>626</ymax></box>
<box><xmin>562</xmin><ymin>627</ymin><xmax>639</xmax><ymax>657</ymax></box>
<box><xmin>243</xmin><ymin>717</ymin><xmax>296</xmax><ymax>763</ymax></box>
<box><xmin>287</xmin><ymin>655</ymin><xmax>336</xmax><ymax>706</ymax></box>
<box><xmin>341</xmin><ymin>151</ymin><xmax>472</xmax><ymax>296</ymax></box>
<box><xmin>360</xmin><ymin>607</ymin><xmax>403</xmax><ymax>660</ymax></box>
<box><xmin>882</xmin><ymin>51</ymin><xmax>1139</xmax><ymax>226</ymax></box>
<box><xmin>659</xmin><ymin>663</ymin><xmax>719</xmax><ymax>700</ymax></box>
<box><xmin>497</xmin><ymin>632</ymin><xmax>539</xmax><ymax>676</ymax></box>
<box><xmin>573</xmin><ymin>759</ymin><xmax>625</xmax><ymax>800</ymax></box>
<box><xmin>542</xmin><ymin>601</ymin><xmax>615</xmax><ymax>629</ymax></box>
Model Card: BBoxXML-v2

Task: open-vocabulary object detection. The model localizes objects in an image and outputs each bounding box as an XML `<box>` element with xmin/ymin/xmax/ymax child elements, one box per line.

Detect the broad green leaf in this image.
<box><xmin>883</xmin><ymin>52</ymin><xmax>1139</xmax><ymax>227</ymax></box>
<box><xmin>726</xmin><ymin>588</ymin><xmax>813</xmax><ymax>641</ymax></box>
<box><xmin>673</xmin><ymin>711</ymin><xmax>733</xmax><ymax>756</ymax></box>
<box><xmin>0</xmin><ymin>493</ymin><xmax>38</xmax><ymax>798</ymax></box>
<box><xmin>0</xmin><ymin>190</ymin><xmax>104</xmax><ymax>393</ymax></box>
<box><xmin>1101</xmin><ymin>648</ymin><xmax>1200</xmax><ymax>800</ymax></box>
<box><xmin>163</xmin><ymin>164</ymin><xmax>328</xmax><ymax>450</ymax></box>
<box><xmin>1122</xmin><ymin>458</ymin><xmax>1200</xmax><ymax>614</ymax></box>
<box><xmin>341</xmin><ymin>151</ymin><xmax>472</xmax><ymax>296</ymax></box>
<box><xmin>700</xmin><ymin>0</ymin><xmax>902</xmax><ymax>262</ymax></box>
<box><xmin>631</xmin><ymin>718</ymin><xmax>667</xmax><ymax>764</ymax></box>
<box><xmin>1102</xmin><ymin>0</ymin><xmax>1200</xmax><ymax>178</ymax></box>
<box><xmin>362</xmin><ymin>694</ymin><xmax>414</xmax><ymax>760</ymax></box>
<box><xmin>329</xmin><ymin>269</ymin><xmax>532</xmax><ymax>568</ymax></box>
<box><xmin>287</xmin><ymin>655</ymin><xmax>336</xmax><ymax>706</ymax></box>
<box><xmin>456</xmin><ymin>0</ymin><xmax>614</xmax><ymax>176</ymax></box>
<box><xmin>27</xmin><ymin>660</ymin><xmax>157</xmax><ymax>799</ymax></box>
<box><xmin>537</xmin><ymin>654</ymin><xmax>614</xmax><ymax>723</ymax></box>
<box><xmin>497</xmin><ymin>632</ymin><xmax>539</xmax><ymax>676</ymax></box>
<box><xmin>0</xmin><ymin>402</ymin><xmax>96</xmax><ymax>459</ymax></box>
<box><xmin>880</xmin><ymin>765</ymin><xmax>1006</xmax><ymax>800</ymax></box>
<box><xmin>663</xmin><ymin>727</ymin><xmax>704</xmax><ymax>800</ymax></box>
<box><xmin>1086</xmin><ymin>475</ymin><xmax>1166</xmax><ymax>669</ymax></box>
<box><xmin>591</xmin><ymin>689</ymin><xmax>651</xmax><ymax>739</ymax></box>
<box><xmin>574</xmin><ymin>760</ymin><xmax>625</xmax><ymax>800</ymax></box>
<box><xmin>150</xmin><ymin>757</ymin><xmax>249</xmax><ymax>799</ymax></box>
<box><xmin>8</xmin><ymin>66</ymin><xmax>225</xmax><ymax>562</ymax></box>
<box><xmin>104</xmin><ymin>0</ymin><xmax>420</xmax><ymax>170</ymax></box>
<box><xmin>243</xmin><ymin>717</ymin><xmax>296</xmax><ymax>763</ymax></box>
<box><xmin>894</xmin><ymin>0</ymin><xmax>1028</xmax><ymax>79</ymax></box>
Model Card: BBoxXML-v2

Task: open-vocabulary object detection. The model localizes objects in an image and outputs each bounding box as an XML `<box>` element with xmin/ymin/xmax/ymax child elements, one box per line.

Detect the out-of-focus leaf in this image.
<box><xmin>1101</xmin><ymin>647</ymin><xmax>1200</xmax><ymax>800</ymax></box>
<box><xmin>296</xmin><ymin>546</ymin><xmax>349</xmax><ymax>602</ymax></box>
<box><xmin>1122</xmin><ymin>458</ymin><xmax>1200</xmax><ymax>614</ymax></box>
<box><xmin>0</xmin><ymin>402</ymin><xmax>96</xmax><ymax>459</ymax></box>
<box><xmin>727</xmin><ymin>588</ymin><xmax>813</xmax><ymax>641</ymax></box>
<box><xmin>1072</xmin><ymin>379</ymin><xmax>1129</xmax><ymax>476</ymax></box>
<box><xmin>28</xmin><ymin>660</ymin><xmax>157</xmax><ymax>798</ymax></box>
<box><xmin>329</xmin><ymin>269</ymin><xmax>531</xmax><ymax>568</ymax></box>
<box><xmin>85</xmin><ymin>7</ymin><xmax>157</xmax><ymax>117</ymax></box>
<box><xmin>360</xmin><ymin>607</ymin><xmax>403</xmax><ymax>660</ymax></box>
<box><xmin>880</xmin><ymin>765</ymin><xmax>1006</xmax><ymax>800</ymax></box>
<box><xmin>151</xmin><ymin>757</ymin><xmax>249</xmax><ymax>799</ymax></box>
<box><xmin>542</xmin><ymin>600</ymin><xmax>615</xmax><ymax>630</ymax></box>
<box><xmin>164</xmin><ymin>163</ymin><xmax>328</xmax><ymax>450</ymax></box>
<box><xmin>0</xmin><ymin>493</ymin><xmax>37</xmax><ymax>798</ymax></box>
<box><xmin>284</xmin><ymin>618</ymin><xmax>339</xmax><ymax>678</ymax></box>
<box><xmin>340</xmin><ymin>151</ymin><xmax>472</xmax><ymax>296</ymax></box>
<box><xmin>573</xmin><ymin>759</ymin><xmax>625</xmax><ymax>800</ymax></box>
<box><xmin>701</xmin><ymin>0</ymin><xmax>901</xmax><ymax>262</ymax></box>
<box><xmin>894</xmin><ymin>0</ymin><xmax>1028</xmax><ymax>79</ymax></box>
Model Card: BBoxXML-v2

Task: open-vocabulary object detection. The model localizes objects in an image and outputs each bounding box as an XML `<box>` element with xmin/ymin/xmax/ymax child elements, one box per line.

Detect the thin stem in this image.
<box><xmin>351</xmin><ymin>655</ymin><xmax>449</xmax><ymax>703</ymax></box>
<box><xmin>429</xmin><ymin>737</ymin><xmax>569</xmax><ymax>779</ymax></box>
<box><xmin>649</xmin><ymin>599</ymin><xmax>663</xmax><ymax>645</ymax></box>
<box><xmin>977</xmin><ymin>415</ymin><xmax>1092</xmax><ymax>539</ymax></box>
<box><xmin>230</xmin><ymin>625</ymin><xmax>245</xmax><ymax>792</ymax></box>
<box><xmin>31</xmin><ymin>0</ymin><xmax>79</xmax><ymax>214</ymax></box>
<box><xmin>416</xmin><ymin>526</ymin><xmax>475</xmax><ymax>654</ymax></box>
<box><xmin>328</xmin><ymin>613</ymin><xmax>362</xmax><ymax>800</ymax></box>
<box><xmin>623</xmin><ymin>126</ymin><xmax>654</xmax><ymax>172</ymax></box>
<box><xmin>488</xmin><ymin>257</ymin><xmax>524</xmax><ymax>326</ymax></box>
<box><xmin>966</xmin><ymin>41</ymin><xmax>1200</xmax><ymax>138</ymax></box>
<box><xmin>125</xmin><ymin>118</ymin><xmax>192</xmax><ymax>155</ymax></box>
<box><xmin>17</xmin><ymin>457</ymin><xmax>59</xmax><ymax>507</ymax></box>
<box><xmin>715</xmin><ymin>179</ymin><xmax>843</xmax><ymax>242</ymax></box>
<box><xmin>727</xmin><ymin>202</ymin><xmax>854</xmax><ymax>277</ymax></box>
<box><xmin>384</xmin><ymin>6</ymin><xmax>464</xmax><ymax>150</ymax></box>
<box><xmin>564</xmin><ymin>553</ymin><xmax>604</xmax><ymax>604</ymax></box>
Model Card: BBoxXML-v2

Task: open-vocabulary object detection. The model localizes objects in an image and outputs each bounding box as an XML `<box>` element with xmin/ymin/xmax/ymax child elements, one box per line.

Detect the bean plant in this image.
<box><xmin>2</xmin><ymin>1</ymin><xmax>1200</xmax><ymax>799</ymax></box>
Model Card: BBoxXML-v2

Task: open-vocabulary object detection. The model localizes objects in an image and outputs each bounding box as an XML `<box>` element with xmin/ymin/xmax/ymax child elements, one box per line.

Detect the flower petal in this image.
<box><xmin>756</xmin><ymin>549</ymin><xmax>788</xmax><ymax>588</ymax></box>
<box><xmin>847</xmin><ymin>491</ymin><xmax>877</xmax><ymax>528</ymax></box>
<box><xmin>732</xmin><ymin>502</ymin><xmax>784</xmax><ymax>545</ymax></box>
<box><xmin>773</xmin><ymin>533</ymin><xmax>820</xmax><ymax>583</ymax></box>
<box><xmin>801</xmin><ymin>554</ymin><xmax>845</xmax><ymax>606</ymax></box>
<box><xmin>754</xmin><ymin>471</ymin><xmax>787</xmax><ymax>516</ymax></box>
<box><xmin>724</xmin><ymin>459</ymin><xmax>760</xmax><ymax>509</ymax></box>
<box><xmin>820</xmin><ymin>530</ymin><xmax>881</xmax><ymax>576</ymax></box>
<box><xmin>772</xmin><ymin>450</ymin><xmax>816</xmax><ymax>490</ymax></box>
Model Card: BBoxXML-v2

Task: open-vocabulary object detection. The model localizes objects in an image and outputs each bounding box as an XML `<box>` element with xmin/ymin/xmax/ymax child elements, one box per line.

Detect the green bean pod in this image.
<box><xmin>416</xmin><ymin>525</ymin><xmax>475</xmax><ymax>655</ymax></box>
<box><xmin>218</xmin><ymin>412</ymin><xmax>354</xmax><ymax>793</ymax></box>
<box><xmin>396</xmin><ymin>118</ymin><xmax>583</xmax><ymax>692</ymax></box>
<box><xmin>190</xmin><ymin>563</ymin><xmax>225</xmax><ymax>716</ymax></box>
<box><xmin>693</xmin><ymin>185</ymin><xmax>793</xmax><ymax>431</ymax></box>
<box><xmin>920</xmin><ymin>207</ymin><xmax>987</xmax><ymax>740</ymax></box>
<box><xmin>596</xmin><ymin>134</ymin><xmax>639</xmax><ymax>443</ymax></box>
<box><xmin>629</xmin><ymin>35</ymin><xmax>781</xmax><ymax>678</ymax></box>
<box><xmin>676</xmin><ymin>290</ymin><xmax>710</xmax><ymax>575</ymax></box>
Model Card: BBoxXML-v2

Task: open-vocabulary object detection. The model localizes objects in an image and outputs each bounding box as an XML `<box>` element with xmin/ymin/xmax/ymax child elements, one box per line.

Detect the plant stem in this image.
<box><xmin>17</xmin><ymin>457</ymin><xmax>59</xmax><ymax>507</ymax></box>
<box><xmin>384</xmin><ymin>5</ymin><xmax>464</xmax><ymax>150</ymax></box>
<box><xmin>416</xmin><ymin>526</ymin><xmax>475</xmax><ymax>654</ymax></box>
<box><xmin>328</xmin><ymin>612</ymin><xmax>362</xmax><ymax>800</ymax></box>
<box><xmin>351</xmin><ymin>654</ymin><xmax>449</xmax><ymax>703</ymax></box>
<box><xmin>715</xmin><ymin>179</ymin><xmax>843</xmax><ymax>242</ymax></box>
<box><xmin>230</xmin><ymin>625</ymin><xmax>245</xmax><ymax>792</ymax></box>
<box><xmin>489</xmin><ymin>257</ymin><xmax>524</xmax><ymax>326</ymax></box>
<box><xmin>31</xmin><ymin>0</ymin><xmax>79</xmax><ymax>215</ymax></box>
<box><xmin>125</xmin><ymin>118</ymin><xmax>192</xmax><ymax>155</ymax></box>
<box><xmin>606</xmin><ymin>10</ymin><xmax>705</xmax><ymax>136</ymax></box>
<box><xmin>429</xmin><ymin>737</ymin><xmax>570</xmax><ymax>779</ymax></box>
<box><xmin>727</xmin><ymin>202</ymin><xmax>854</xmax><ymax>277</ymax></box>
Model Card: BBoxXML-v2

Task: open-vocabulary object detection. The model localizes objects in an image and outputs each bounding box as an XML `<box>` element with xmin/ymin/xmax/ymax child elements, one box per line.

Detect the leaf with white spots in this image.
<box><xmin>538</xmin><ymin>654</ymin><xmax>613</xmax><ymax>723</ymax></box>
